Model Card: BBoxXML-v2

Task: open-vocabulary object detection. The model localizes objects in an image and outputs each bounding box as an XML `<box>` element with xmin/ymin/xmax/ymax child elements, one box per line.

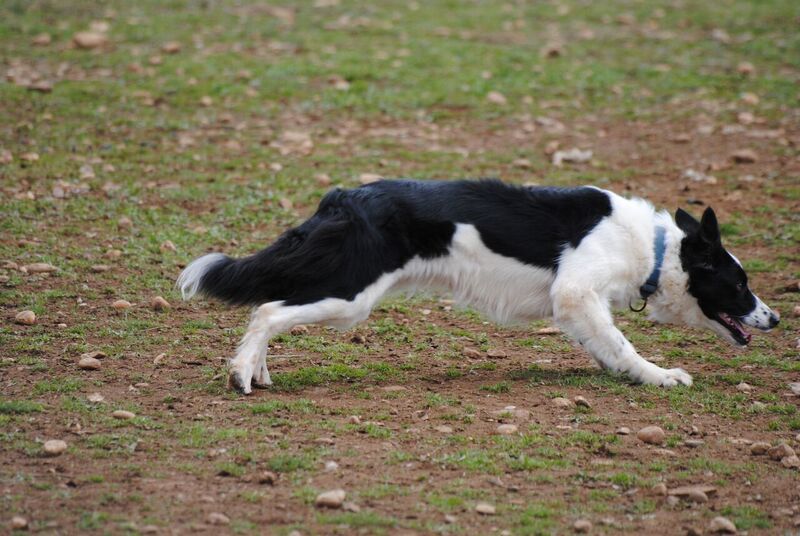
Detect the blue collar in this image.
<box><xmin>640</xmin><ymin>226</ymin><xmax>667</xmax><ymax>300</ymax></box>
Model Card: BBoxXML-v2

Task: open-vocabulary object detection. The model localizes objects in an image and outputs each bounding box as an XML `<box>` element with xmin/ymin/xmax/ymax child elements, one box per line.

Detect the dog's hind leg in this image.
<box><xmin>229</xmin><ymin>273</ymin><xmax>399</xmax><ymax>394</ymax></box>
<box><xmin>552</xmin><ymin>284</ymin><xmax>692</xmax><ymax>387</ymax></box>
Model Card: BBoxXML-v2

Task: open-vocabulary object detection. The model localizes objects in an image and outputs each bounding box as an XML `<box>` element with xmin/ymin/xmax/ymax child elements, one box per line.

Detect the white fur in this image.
<box><xmin>742</xmin><ymin>295</ymin><xmax>777</xmax><ymax>330</ymax></box>
<box><xmin>177</xmin><ymin>253</ymin><xmax>226</xmax><ymax>300</ymax></box>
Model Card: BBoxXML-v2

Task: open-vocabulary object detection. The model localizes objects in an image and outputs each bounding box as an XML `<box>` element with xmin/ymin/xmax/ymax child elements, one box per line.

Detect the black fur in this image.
<box><xmin>196</xmin><ymin>179</ymin><xmax>612</xmax><ymax>307</ymax></box>
<box><xmin>677</xmin><ymin>207</ymin><xmax>765</xmax><ymax>338</ymax></box>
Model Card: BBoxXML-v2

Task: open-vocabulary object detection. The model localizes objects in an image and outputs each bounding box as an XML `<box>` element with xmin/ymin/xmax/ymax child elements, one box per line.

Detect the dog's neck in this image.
<box><xmin>645</xmin><ymin>220</ymin><xmax>706</xmax><ymax>326</ymax></box>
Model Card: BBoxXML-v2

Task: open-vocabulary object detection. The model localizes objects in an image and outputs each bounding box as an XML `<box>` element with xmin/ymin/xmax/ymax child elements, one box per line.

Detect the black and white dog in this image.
<box><xmin>178</xmin><ymin>179</ymin><xmax>779</xmax><ymax>394</ymax></box>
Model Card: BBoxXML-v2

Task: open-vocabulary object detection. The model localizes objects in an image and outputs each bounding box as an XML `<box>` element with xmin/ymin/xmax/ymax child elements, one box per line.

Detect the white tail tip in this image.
<box><xmin>176</xmin><ymin>253</ymin><xmax>226</xmax><ymax>300</ymax></box>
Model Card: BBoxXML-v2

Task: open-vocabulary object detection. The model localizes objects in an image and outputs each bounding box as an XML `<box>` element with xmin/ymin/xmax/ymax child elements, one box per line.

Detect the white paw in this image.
<box><xmin>656</xmin><ymin>367</ymin><xmax>693</xmax><ymax>388</ymax></box>
<box><xmin>253</xmin><ymin>365</ymin><xmax>273</xmax><ymax>388</ymax></box>
<box><xmin>228</xmin><ymin>364</ymin><xmax>253</xmax><ymax>394</ymax></box>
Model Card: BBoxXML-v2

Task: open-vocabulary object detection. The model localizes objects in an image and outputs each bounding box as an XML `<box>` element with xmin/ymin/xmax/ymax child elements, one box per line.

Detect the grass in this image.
<box><xmin>0</xmin><ymin>0</ymin><xmax>798</xmax><ymax>533</ymax></box>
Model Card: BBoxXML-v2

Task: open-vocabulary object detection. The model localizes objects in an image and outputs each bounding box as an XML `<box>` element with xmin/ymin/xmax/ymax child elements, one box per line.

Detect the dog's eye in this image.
<box><xmin>735</xmin><ymin>282</ymin><xmax>744</xmax><ymax>292</ymax></box>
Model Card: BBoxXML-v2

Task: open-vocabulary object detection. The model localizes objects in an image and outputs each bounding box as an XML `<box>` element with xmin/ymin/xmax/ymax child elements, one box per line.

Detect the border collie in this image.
<box><xmin>178</xmin><ymin>179</ymin><xmax>779</xmax><ymax>394</ymax></box>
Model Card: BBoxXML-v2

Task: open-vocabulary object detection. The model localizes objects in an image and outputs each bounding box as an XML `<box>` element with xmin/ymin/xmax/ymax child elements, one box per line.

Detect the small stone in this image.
<box><xmin>87</xmin><ymin>392</ymin><xmax>105</xmax><ymax>403</ymax></box>
<box><xmin>150</xmin><ymin>296</ymin><xmax>170</xmax><ymax>311</ymax></box>
<box><xmin>81</xmin><ymin>351</ymin><xmax>106</xmax><ymax>360</ymax></box>
<box><xmin>207</xmin><ymin>512</ymin><xmax>230</xmax><ymax>526</ymax></box>
<box><xmin>315</xmin><ymin>489</ymin><xmax>346</xmax><ymax>508</ymax></box>
<box><xmin>112</xmin><ymin>410</ymin><xmax>136</xmax><ymax>420</ymax></box>
<box><xmin>78</xmin><ymin>357</ymin><xmax>101</xmax><ymax>370</ymax></box>
<box><xmin>73</xmin><ymin>31</ymin><xmax>108</xmax><ymax>49</ymax></box>
<box><xmin>105</xmin><ymin>249</ymin><xmax>123</xmax><ymax>259</ymax></box>
<box><xmin>117</xmin><ymin>216</ymin><xmax>133</xmax><ymax>229</ymax></box>
<box><xmin>782</xmin><ymin>455</ymin><xmax>800</xmax><ymax>469</ymax></box>
<box><xmin>32</xmin><ymin>33</ymin><xmax>51</xmax><ymax>46</ymax></box>
<box><xmin>258</xmin><ymin>471</ymin><xmax>276</xmax><ymax>485</ymax></box>
<box><xmin>358</xmin><ymin>173</ymin><xmax>382</xmax><ymax>185</ymax></box>
<box><xmin>20</xmin><ymin>152</ymin><xmax>39</xmax><ymax>162</ymax></box>
<box><xmin>513</xmin><ymin>158</ymin><xmax>533</xmax><ymax>169</ymax></box>
<box><xmin>153</xmin><ymin>353</ymin><xmax>167</xmax><ymax>366</ymax></box>
<box><xmin>140</xmin><ymin>526</ymin><xmax>159</xmax><ymax>534</ymax></box>
<box><xmin>708</xmin><ymin>516</ymin><xmax>737</xmax><ymax>534</ymax></box>
<box><xmin>666</xmin><ymin>496</ymin><xmax>680</xmax><ymax>507</ymax></box>
<box><xmin>637</xmin><ymin>426</ymin><xmax>665</xmax><ymax>445</ymax></box>
<box><xmin>789</xmin><ymin>382</ymin><xmax>800</xmax><ymax>396</ymax></box>
<box><xmin>736</xmin><ymin>382</ymin><xmax>752</xmax><ymax>392</ymax></box>
<box><xmin>14</xmin><ymin>310</ymin><xmax>36</xmax><ymax>325</ymax></box>
<box><xmin>91</xmin><ymin>264</ymin><xmax>111</xmax><ymax>273</ymax></box>
<box><xmin>43</xmin><ymin>439</ymin><xmax>68</xmax><ymax>456</ymax></box>
<box><xmin>684</xmin><ymin>439</ymin><xmax>704</xmax><ymax>448</ymax></box>
<box><xmin>279</xmin><ymin>197</ymin><xmax>293</xmax><ymax>210</ymax></box>
<box><xmin>435</xmin><ymin>425</ymin><xmax>453</xmax><ymax>434</ymax></box>
<box><xmin>343</xmin><ymin>502</ymin><xmax>360</xmax><ymax>513</ymax></box>
<box><xmin>740</xmin><ymin>92</ymin><xmax>759</xmax><ymax>105</ymax></box>
<box><xmin>768</xmin><ymin>443</ymin><xmax>795</xmax><ymax>461</ymax></box>
<box><xmin>573</xmin><ymin>519</ymin><xmax>592</xmax><ymax>533</ymax></box>
<box><xmin>161</xmin><ymin>41</ymin><xmax>182</xmax><ymax>54</ymax></box>
<box><xmin>462</xmin><ymin>347</ymin><xmax>482</xmax><ymax>359</ymax></box>
<box><xmin>25</xmin><ymin>262</ymin><xmax>57</xmax><ymax>273</ymax></box>
<box><xmin>290</xmin><ymin>325</ymin><xmax>309</xmax><ymax>336</ymax></box>
<box><xmin>486</xmin><ymin>348</ymin><xmax>507</xmax><ymax>359</ymax></box>
<box><xmin>793</xmin><ymin>306</ymin><xmax>800</xmax><ymax>319</ymax></box>
<box><xmin>552</xmin><ymin>148</ymin><xmax>592</xmax><ymax>166</ymax></box>
<box><xmin>11</xmin><ymin>516</ymin><xmax>28</xmax><ymax>529</ymax></box>
<box><xmin>731</xmin><ymin>149</ymin><xmax>758</xmax><ymax>164</ymax></box>
<box><xmin>736</xmin><ymin>62</ymin><xmax>755</xmax><ymax>76</ymax></box>
<box><xmin>324</xmin><ymin>460</ymin><xmax>339</xmax><ymax>472</ymax></box>
<box><xmin>573</xmin><ymin>396</ymin><xmax>591</xmax><ymax>408</ymax></box>
<box><xmin>684</xmin><ymin>490</ymin><xmax>709</xmax><ymax>503</ymax></box>
<box><xmin>496</xmin><ymin>424</ymin><xmax>518</xmax><ymax>435</ymax></box>
<box><xmin>475</xmin><ymin>502</ymin><xmax>496</xmax><ymax>515</ymax></box>
<box><xmin>315</xmin><ymin>173</ymin><xmax>332</xmax><ymax>186</ymax></box>
<box><xmin>536</xmin><ymin>326</ymin><xmax>561</xmax><ymax>335</ymax></box>
<box><xmin>652</xmin><ymin>483</ymin><xmax>668</xmax><ymax>496</ymax></box>
<box><xmin>751</xmin><ymin>401</ymin><xmax>766</xmax><ymax>411</ymax></box>
<box><xmin>444</xmin><ymin>514</ymin><xmax>457</xmax><ymax>524</ymax></box>
<box><xmin>669</xmin><ymin>485</ymin><xmax>717</xmax><ymax>499</ymax></box>
<box><xmin>552</xmin><ymin>397</ymin><xmax>573</xmax><ymax>409</ymax></box>
<box><xmin>486</xmin><ymin>91</ymin><xmax>507</xmax><ymax>105</ymax></box>
<box><xmin>616</xmin><ymin>427</ymin><xmax>631</xmax><ymax>435</ymax></box>
<box><xmin>200</xmin><ymin>96</ymin><xmax>213</xmax><ymax>107</ymax></box>
<box><xmin>112</xmin><ymin>299</ymin><xmax>132</xmax><ymax>310</ymax></box>
<box><xmin>159</xmin><ymin>240</ymin><xmax>177</xmax><ymax>252</ymax></box>
<box><xmin>750</xmin><ymin>441</ymin><xmax>770</xmax><ymax>455</ymax></box>
<box><xmin>347</xmin><ymin>415</ymin><xmax>361</xmax><ymax>424</ymax></box>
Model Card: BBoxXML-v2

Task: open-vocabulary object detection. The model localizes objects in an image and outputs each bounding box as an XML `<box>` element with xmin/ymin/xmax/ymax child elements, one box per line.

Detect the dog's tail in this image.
<box><xmin>177</xmin><ymin>252</ymin><xmax>239</xmax><ymax>302</ymax></box>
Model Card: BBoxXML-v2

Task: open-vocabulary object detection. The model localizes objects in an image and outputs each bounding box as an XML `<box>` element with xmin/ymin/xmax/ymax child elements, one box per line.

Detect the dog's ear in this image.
<box><xmin>699</xmin><ymin>207</ymin><xmax>721</xmax><ymax>245</ymax></box>
<box><xmin>675</xmin><ymin>208</ymin><xmax>700</xmax><ymax>235</ymax></box>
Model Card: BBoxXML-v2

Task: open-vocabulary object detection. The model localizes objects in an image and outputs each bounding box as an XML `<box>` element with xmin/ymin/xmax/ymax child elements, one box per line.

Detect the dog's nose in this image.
<box><xmin>768</xmin><ymin>312</ymin><xmax>779</xmax><ymax>329</ymax></box>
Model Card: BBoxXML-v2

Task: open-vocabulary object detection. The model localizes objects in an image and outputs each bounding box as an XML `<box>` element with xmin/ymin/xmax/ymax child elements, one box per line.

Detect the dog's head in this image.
<box><xmin>675</xmin><ymin>207</ymin><xmax>779</xmax><ymax>346</ymax></box>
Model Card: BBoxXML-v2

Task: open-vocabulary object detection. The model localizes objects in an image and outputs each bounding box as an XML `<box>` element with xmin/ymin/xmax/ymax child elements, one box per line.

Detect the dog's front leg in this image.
<box><xmin>552</xmin><ymin>284</ymin><xmax>692</xmax><ymax>387</ymax></box>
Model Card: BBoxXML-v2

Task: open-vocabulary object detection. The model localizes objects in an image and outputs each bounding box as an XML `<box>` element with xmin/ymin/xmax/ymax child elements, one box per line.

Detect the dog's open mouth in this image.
<box><xmin>718</xmin><ymin>313</ymin><xmax>751</xmax><ymax>345</ymax></box>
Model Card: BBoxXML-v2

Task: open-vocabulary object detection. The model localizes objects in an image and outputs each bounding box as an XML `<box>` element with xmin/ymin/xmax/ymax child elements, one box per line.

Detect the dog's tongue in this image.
<box><xmin>721</xmin><ymin>313</ymin><xmax>751</xmax><ymax>343</ymax></box>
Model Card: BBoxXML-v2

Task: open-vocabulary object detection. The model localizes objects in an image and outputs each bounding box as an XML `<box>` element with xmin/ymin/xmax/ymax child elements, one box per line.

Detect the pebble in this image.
<box><xmin>358</xmin><ymin>173</ymin><xmax>382</xmax><ymax>185</ymax></box>
<box><xmin>112</xmin><ymin>410</ymin><xmax>136</xmax><ymax>420</ymax></box>
<box><xmin>315</xmin><ymin>489</ymin><xmax>346</xmax><ymax>508</ymax></box>
<box><xmin>14</xmin><ymin>310</ymin><xmax>36</xmax><ymax>325</ymax></box>
<box><xmin>708</xmin><ymin>516</ymin><xmax>737</xmax><ymax>534</ymax></box>
<box><xmin>462</xmin><ymin>347</ymin><xmax>482</xmax><ymax>359</ymax></box>
<box><xmin>637</xmin><ymin>426</ymin><xmax>665</xmax><ymax>445</ymax></box>
<box><xmin>475</xmin><ymin>502</ymin><xmax>496</xmax><ymax>515</ymax></box>
<box><xmin>790</xmin><ymin>383</ymin><xmax>800</xmax><ymax>396</ymax></box>
<box><xmin>324</xmin><ymin>461</ymin><xmax>339</xmax><ymax>472</ymax></box>
<box><xmin>793</xmin><ymin>306</ymin><xmax>800</xmax><ymax>318</ymax></box>
<box><xmin>616</xmin><ymin>427</ymin><xmax>631</xmax><ymax>435</ymax></box>
<box><xmin>91</xmin><ymin>264</ymin><xmax>111</xmax><ymax>273</ymax></box>
<box><xmin>290</xmin><ymin>325</ymin><xmax>309</xmax><ymax>336</ymax></box>
<box><xmin>435</xmin><ymin>425</ymin><xmax>453</xmax><ymax>434</ymax></box>
<box><xmin>730</xmin><ymin>149</ymin><xmax>758</xmax><ymax>164</ymax></box>
<box><xmin>105</xmin><ymin>249</ymin><xmax>123</xmax><ymax>259</ymax></box>
<box><xmin>666</xmin><ymin>496</ymin><xmax>680</xmax><ymax>507</ymax></box>
<box><xmin>118</xmin><ymin>216</ymin><xmax>133</xmax><ymax>229</ymax></box>
<box><xmin>81</xmin><ymin>351</ymin><xmax>107</xmax><ymax>360</ymax></box>
<box><xmin>735</xmin><ymin>382</ymin><xmax>752</xmax><ymax>392</ymax></box>
<box><xmin>159</xmin><ymin>240</ymin><xmax>176</xmax><ymax>253</ymax></box>
<box><xmin>536</xmin><ymin>326</ymin><xmax>561</xmax><ymax>335</ymax></box>
<box><xmin>736</xmin><ymin>62</ymin><xmax>755</xmax><ymax>76</ymax></box>
<box><xmin>258</xmin><ymin>471</ymin><xmax>276</xmax><ymax>485</ymax></box>
<box><xmin>112</xmin><ymin>299</ymin><xmax>132</xmax><ymax>310</ymax></box>
<box><xmin>24</xmin><ymin>262</ymin><xmax>57</xmax><ymax>273</ymax></box>
<box><xmin>315</xmin><ymin>173</ymin><xmax>332</xmax><ymax>186</ymax></box>
<box><xmin>750</xmin><ymin>441</ymin><xmax>770</xmax><ymax>455</ymax></box>
<box><xmin>486</xmin><ymin>348</ymin><xmax>507</xmax><ymax>359</ymax></box>
<box><xmin>651</xmin><ymin>483</ymin><xmax>668</xmax><ymax>496</ymax></box>
<box><xmin>207</xmin><ymin>512</ymin><xmax>230</xmax><ymax>526</ymax></box>
<box><xmin>573</xmin><ymin>519</ymin><xmax>592</xmax><ymax>533</ymax></box>
<box><xmin>684</xmin><ymin>490</ymin><xmax>709</xmax><ymax>503</ymax></box>
<box><xmin>551</xmin><ymin>397</ymin><xmax>573</xmax><ymax>409</ymax></box>
<box><xmin>73</xmin><ymin>31</ymin><xmax>108</xmax><ymax>49</ymax></box>
<box><xmin>496</xmin><ymin>424</ymin><xmax>518</xmax><ymax>435</ymax></box>
<box><xmin>150</xmin><ymin>296</ymin><xmax>170</xmax><ymax>311</ymax></box>
<box><xmin>11</xmin><ymin>516</ymin><xmax>28</xmax><ymax>530</ymax></box>
<box><xmin>669</xmin><ymin>485</ymin><xmax>717</xmax><ymax>499</ymax></box>
<box><xmin>347</xmin><ymin>415</ymin><xmax>361</xmax><ymax>424</ymax></box>
<box><xmin>782</xmin><ymin>455</ymin><xmax>800</xmax><ymax>469</ymax></box>
<box><xmin>161</xmin><ymin>41</ymin><xmax>182</xmax><ymax>54</ymax></box>
<box><xmin>768</xmin><ymin>443</ymin><xmax>795</xmax><ymax>461</ymax></box>
<box><xmin>444</xmin><ymin>514</ymin><xmax>457</xmax><ymax>524</ymax></box>
<box><xmin>486</xmin><ymin>91</ymin><xmax>507</xmax><ymax>105</ymax></box>
<box><xmin>78</xmin><ymin>357</ymin><xmax>101</xmax><ymax>370</ymax></box>
<box><xmin>684</xmin><ymin>439</ymin><xmax>705</xmax><ymax>448</ymax></box>
<box><xmin>153</xmin><ymin>353</ymin><xmax>167</xmax><ymax>366</ymax></box>
<box><xmin>87</xmin><ymin>393</ymin><xmax>105</xmax><ymax>403</ymax></box>
<box><xmin>573</xmin><ymin>396</ymin><xmax>591</xmax><ymax>408</ymax></box>
<box><xmin>43</xmin><ymin>439</ymin><xmax>68</xmax><ymax>456</ymax></box>
<box><xmin>343</xmin><ymin>502</ymin><xmax>360</xmax><ymax>513</ymax></box>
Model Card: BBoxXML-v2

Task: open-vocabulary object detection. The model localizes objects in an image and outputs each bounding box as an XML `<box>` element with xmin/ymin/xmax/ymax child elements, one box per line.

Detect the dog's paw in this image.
<box><xmin>658</xmin><ymin>367</ymin><xmax>693</xmax><ymax>388</ymax></box>
<box><xmin>228</xmin><ymin>370</ymin><xmax>252</xmax><ymax>395</ymax></box>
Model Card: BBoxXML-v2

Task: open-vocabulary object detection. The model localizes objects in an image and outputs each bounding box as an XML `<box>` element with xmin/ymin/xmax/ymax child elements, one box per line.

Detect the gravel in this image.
<box><xmin>636</xmin><ymin>426</ymin><xmax>665</xmax><ymax>445</ymax></box>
